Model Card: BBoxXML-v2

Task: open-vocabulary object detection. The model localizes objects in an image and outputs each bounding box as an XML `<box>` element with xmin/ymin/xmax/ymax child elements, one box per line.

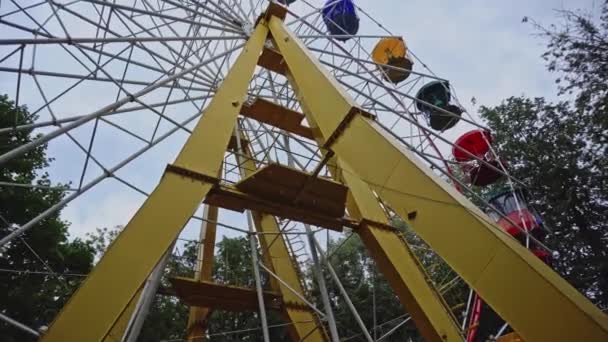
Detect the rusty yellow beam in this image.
<box><xmin>103</xmin><ymin>288</ymin><xmax>142</xmax><ymax>342</ymax></box>
<box><xmin>40</xmin><ymin>22</ymin><xmax>269</xmax><ymax>342</ymax></box>
<box><xmin>172</xmin><ymin>278</ymin><xmax>283</xmax><ymax>312</ymax></box>
<box><xmin>285</xmin><ymin>59</ymin><xmax>462</xmax><ymax>341</ymax></box>
<box><xmin>237</xmin><ymin>135</ymin><xmax>326</xmax><ymax>342</ymax></box>
<box><xmin>268</xmin><ymin>15</ymin><xmax>608</xmax><ymax>342</ymax></box>
<box><xmin>187</xmin><ymin>205</ymin><xmax>219</xmax><ymax>342</ymax></box>
<box><xmin>340</xmin><ymin>158</ymin><xmax>462</xmax><ymax>342</ymax></box>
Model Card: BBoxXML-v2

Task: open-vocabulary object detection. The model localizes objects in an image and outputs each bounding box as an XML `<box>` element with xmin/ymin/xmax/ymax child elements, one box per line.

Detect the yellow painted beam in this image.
<box><xmin>239</xmin><ymin>139</ymin><xmax>326</xmax><ymax>342</ymax></box>
<box><xmin>268</xmin><ymin>16</ymin><xmax>608</xmax><ymax>342</ymax></box>
<box><xmin>286</xmin><ymin>62</ymin><xmax>462</xmax><ymax>341</ymax></box>
<box><xmin>103</xmin><ymin>287</ymin><xmax>142</xmax><ymax>342</ymax></box>
<box><xmin>187</xmin><ymin>205</ymin><xmax>219</xmax><ymax>342</ymax></box>
<box><xmin>41</xmin><ymin>22</ymin><xmax>269</xmax><ymax>342</ymax></box>
<box><xmin>340</xmin><ymin>158</ymin><xmax>462</xmax><ymax>342</ymax></box>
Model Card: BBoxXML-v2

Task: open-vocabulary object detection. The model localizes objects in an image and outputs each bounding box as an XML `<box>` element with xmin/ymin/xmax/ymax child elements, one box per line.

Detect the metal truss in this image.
<box><xmin>0</xmin><ymin>1</ymin><xmax>606</xmax><ymax>342</ymax></box>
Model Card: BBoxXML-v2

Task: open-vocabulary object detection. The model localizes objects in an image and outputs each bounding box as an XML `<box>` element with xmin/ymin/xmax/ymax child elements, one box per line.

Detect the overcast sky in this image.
<box><xmin>0</xmin><ymin>0</ymin><xmax>602</xmax><ymax>244</ymax></box>
<box><xmin>60</xmin><ymin>0</ymin><xmax>603</xmax><ymax>242</ymax></box>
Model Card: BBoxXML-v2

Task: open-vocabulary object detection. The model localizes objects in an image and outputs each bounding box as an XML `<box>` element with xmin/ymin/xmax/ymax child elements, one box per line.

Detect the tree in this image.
<box><xmin>322</xmin><ymin>233</ymin><xmax>419</xmax><ymax>341</ymax></box>
<box><xmin>534</xmin><ymin>1</ymin><xmax>608</xmax><ymax>147</ymax></box>
<box><xmin>206</xmin><ymin>237</ymin><xmax>288</xmax><ymax>341</ymax></box>
<box><xmin>471</xmin><ymin>2</ymin><xmax>608</xmax><ymax>310</ymax></box>
<box><xmin>0</xmin><ymin>95</ymin><xmax>95</xmax><ymax>342</ymax></box>
<box><xmin>84</xmin><ymin>226</ymin><xmax>289</xmax><ymax>341</ymax></box>
<box><xmin>319</xmin><ymin>219</ymin><xmax>466</xmax><ymax>342</ymax></box>
<box><xmin>479</xmin><ymin>97</ymin><xmax>608</xmax><ymax>309</ymax></box>
<box><xmin>80</xmin><ymin>226</ymin><xmax>191</xmax><ymax>342</ymax></box>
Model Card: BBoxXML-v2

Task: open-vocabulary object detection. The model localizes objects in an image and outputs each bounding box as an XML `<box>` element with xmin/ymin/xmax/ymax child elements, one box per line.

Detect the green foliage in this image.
<box><xmin>479</xmin><ymin>96</ymin><xmax>608</xmax><ymax>309</ymax></box>
<box><xmin>538</xmin><ymin>2</ymin><xmax>608</xmax><ymax>146</ymax></box>
<box><xmin>320</xmin><ymin>231</ymin><xmax>422</xmax><ymax>341</ymax></box>
<box><xmin>206</xmin><ymin>237</ymin><xmax>287</xmax><ymax>341</ymax></box>
<box><xmin>213</xmin><ymin>237</ymin><xmax>255</xmax><ymax>287</ymax></box>
<box><xmin>2</xmin><ymin>2</ymin><xmax>605</xmax><ymax>340</ymax></box>
<box><xmin>319</xmin><ymin>221</ymin><xmax>467</xmax><ymax>341</ymax></box>
<box><xmin>137</xmin><ymin>295</ymin><xmax>188</xmax><ymax>342</ymax></box>
<box><xmin>85</xmin><ymin>227</ymin><xmax>121</xmax><ymax>258</ymax></box>
<box><xmin>81</xmin><ymin>227</ymin><xmax>289</xmax><ymax>341</ymax></box>
<box><xmin>0</xmin><ymin>95</ymin><xmax>95</xmax><ymax>342</ymax></box>
<box><xmin>83</xmin><ymin>226</ymin><xmax>192</xmax><ymax>342</ymax></box>
<box><xmin>472</xmin><ymin>3</ymin><xmax>608</xmax><ymax>310</ymax></box>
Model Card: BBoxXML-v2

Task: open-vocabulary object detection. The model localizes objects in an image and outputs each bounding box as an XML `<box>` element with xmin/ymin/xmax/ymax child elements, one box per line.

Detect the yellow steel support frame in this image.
<box><xmin>103</xmin><ymin>288</ymin><xmax>142</xmax><ymax>341</ymax></box>
<box><xmin>187</xmin><ymin>205</ymin><xmax>219</xmax><ymax>342</ymax></box>
<box><xmin>341</xmin><ymin>161</ymin><xmax>462</xmax><ymax>341</ymax></box>
<box><xmin>268</xmin><ymin>16</ymin><xmax>608</xmax><ymax>342</ymax></box>
<box><xmin>41</xmin><ymin>23</ymin><xmax>270</xmax><ymax>341</ymax></box>
<box><xmin>238</xmin><ymin>142</ymin><xmax>327</xmax><ymax>342</ymax></box>
<box><xmin>287</xmin><ymin>67</ymin><xmax>462</xmax><ymax>341</ymax></box>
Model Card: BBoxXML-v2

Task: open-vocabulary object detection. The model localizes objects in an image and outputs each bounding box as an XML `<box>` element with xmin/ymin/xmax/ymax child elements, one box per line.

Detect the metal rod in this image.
<box><xmin>123</xmin><ymin>244</ymin><xmax>174</xmax><ymax>342</ymax></box>
<box><xmin>15</xmin><ymin>45</ymin><xmax>24</xmax><ymax>108</ymax></box>
<box><xmin>494</xmin><ymin>323</ymin><xmax>510</xmax><ymax>340</ymax></box>
<box><xmin>376</xmin><ymin>317</ymin><xmax>412</xmax><ymax>341</ymax></box>
<box><xmin>234</xmin><ymin>126</ymin><xmax>271</xmax><ymax>342</ymax></box>
<box><xmin>313</xmin><ymin>238</ymin><xmax>374</xmax><ymax>342</ymax></box>
<box><xmin>0</xmin><ymin>181</ymin><xmax>77</xmax><ymax>192</ymax></box>
<box><xmin>462</xmin><ymin>289</ymin><xmax>474</xmax><ymax>330</ymax></box>
<box><xmin>0</xmin><ymin>67</ymin><xmax>210</xmax><ymax>92</ymax></box>
<box><xmin>0</xmin><ymin>95</ymin><xmax>213</xmax><ymax>135</ymax></box>
<box><xmin>0</xmin><ymin>35</ymin><xmax>244</xmax><ymax>46</ymax></box>
<box><xmin>0</xmin><ymin>15</ymin><xmax>212</xmax><ymax>89</ymax></box>
<box><xmin>0</xmin><ymin>312</ymin><xmax>40</xmax><ymax>337</ymax></box>
<box><xmin>280</xmin><ymin>129</ymin><xmax>343</xmax><ymax>341</ymax></box>
<box><xmin>59</xmin><ymin>0</ymin><xmax>243</xmax><ymax>34</ymax></box>
<box><xmin>246</xmin><ymin>211</ymin><xmax>271</xmax><ymax>342</ymax></box>
<box><xmin>319</xmin><ymin>59</ymin><xmax>489</xmax><ymax>132</ymax></box>
<box><xmin>308</xmin><ymin>46</ymin><xmax>449</xmax><ymax>82</ymax></box>
<box><xmin>259</xmin><ymin>262</ymin><xmax>327</xmax><ymax>319</ymax></box>
<box><xmin>298</xmin><ymin>34</ymin><xmax>402</xmax><ymax>39</ymax></box>
<box><xmin>0</xmin><ymin>108</ymin><xmax>203</xmax><ymax>248</ymax></box>
<box><xmin>0</xmin><ymin>43</ymin><xmax>244</xmax><ymax>167</ymax></box>
<box><xmin>306</xmin><ymin>227</ymin><xmax>339</xmax><ymax>342</ymax></box>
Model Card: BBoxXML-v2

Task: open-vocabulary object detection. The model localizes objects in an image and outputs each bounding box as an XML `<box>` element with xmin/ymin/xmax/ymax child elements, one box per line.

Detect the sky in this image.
<box><xmin>0</xmin><ymin>0</ymin><xmax>602</xmax><ymax>246</ymax></box>
<box><xmin>361</xmin><ymin>0</ymin><xmax>600</xmax><ymax>106</ymax></box>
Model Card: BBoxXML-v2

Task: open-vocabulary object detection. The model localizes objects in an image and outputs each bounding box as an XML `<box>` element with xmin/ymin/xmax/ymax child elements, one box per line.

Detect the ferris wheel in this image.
<box><xmin>0</xmin><ymin>1</ymin><xmax>605</xmax><ymax>341</ymax></box>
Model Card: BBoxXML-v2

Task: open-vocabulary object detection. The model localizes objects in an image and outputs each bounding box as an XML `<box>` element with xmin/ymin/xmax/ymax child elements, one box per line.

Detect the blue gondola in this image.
<box><xmin>322</xmin><ymin>0</ymin><xmax>360</xmax><ymax>41</ymax></box>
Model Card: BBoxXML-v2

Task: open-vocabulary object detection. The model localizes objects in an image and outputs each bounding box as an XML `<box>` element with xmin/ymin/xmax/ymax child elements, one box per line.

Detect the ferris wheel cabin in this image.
<box><xmin>452</xmin><ymin>129</ymin><xmax>504</xmax><ymax>186</ymax></box>
<box><xmin>371</xmin><ymin>37</ymin><xmax>413</xmax><ymax>84</ymax></box>
<box><xmin>415</xmin><ymin>81</ymin><xmax>463</xmax><ymax>131</ymax></box>
<box><xmin>322</xmin><ymin>0</ymin><xmax>360</xmax><ymax>41</ymax></box>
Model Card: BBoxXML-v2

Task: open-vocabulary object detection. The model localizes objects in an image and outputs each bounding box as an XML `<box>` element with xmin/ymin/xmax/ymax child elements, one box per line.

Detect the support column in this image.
<box><xmin>123</xmin><ymin>246</ymin><xmax>174</xmax><ymax>342</ymax></box>
<box><xmin>279</xmin><ymin>32</ymin><xmax>462</xmax><ymax>342</ymax></box>
<box><xmin>338</xmin><ymin>159</ymin><xmax>461</xmax><ymax>342</ymax></box>
<box><xmin>187</xmin><ymin>205</ymin><xmax>219</xmax><ymax>342</ymax></box>
<box><xmin>238</xmin><ymin>135</ymin><xmax>327</xmax><ymax>342</ymax></box>
<box><xmin>268</xmin><ymin>15</ymin><xmax>608</xmax><ymax>342</ymax></box>
<box><xmin>41</xmin><ymin>22</ymin><xmax>270</xmax><ymax>342</ymax></box>
<box><xmin>306</xmin><ymin>226</ymin><xmax>340</xmax><ymax>341</ymax></box>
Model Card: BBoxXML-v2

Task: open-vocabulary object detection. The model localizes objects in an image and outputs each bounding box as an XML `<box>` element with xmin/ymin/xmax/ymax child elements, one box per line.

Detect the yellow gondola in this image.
<box><xmin>372</xmin><ymin>37</ymin><xmax>413</xmax><ymax>84</ymax></box>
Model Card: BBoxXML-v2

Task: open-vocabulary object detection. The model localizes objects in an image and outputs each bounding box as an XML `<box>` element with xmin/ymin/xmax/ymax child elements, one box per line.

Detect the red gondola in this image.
<box><xmin>453</xmin><ymin>130</ymin><xmax>503</xmax><ymax>186</ymax></box>
<box><xmin>486</xmin><ymin>188</ymin><xmax>541</xmax><ymax>237</ymax></box>
<box><xmin>452</xmin><ymin>129</ymin><xmax>493</xmax><ymax>162</ymax></box>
